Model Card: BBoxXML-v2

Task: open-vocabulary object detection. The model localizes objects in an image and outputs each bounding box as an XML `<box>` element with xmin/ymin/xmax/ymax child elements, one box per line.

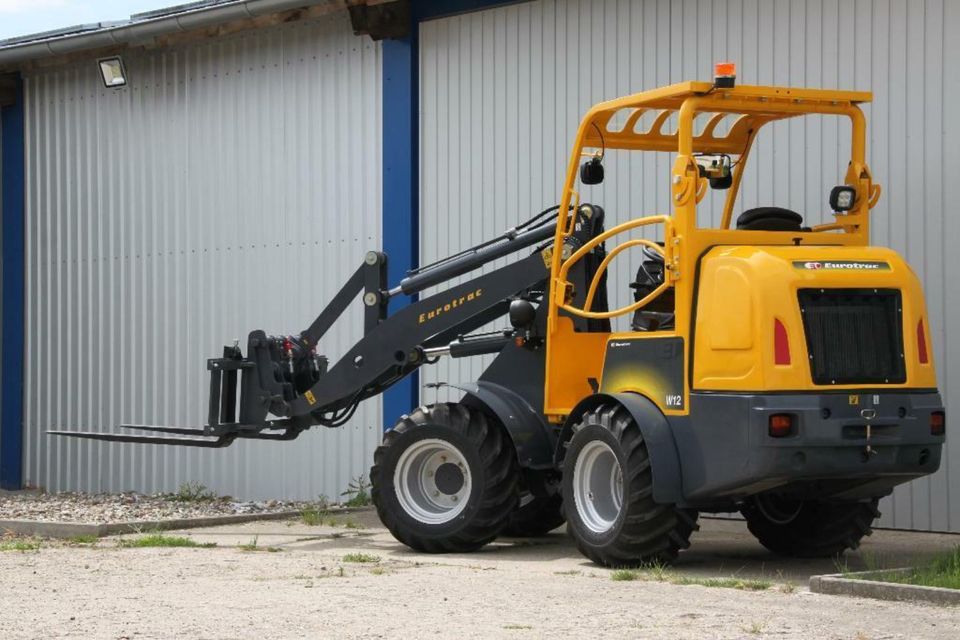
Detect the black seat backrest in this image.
<box><xmin>571</xmin><ymin>204</ymin><xmax>611</xmax><ymax>333</ymax></box>
<box><xmin>630</xmin><ymin>246</ymin><xmax>674</xmax><ymax>331</ymax></box>
<box><xmin>736</xmin><ymin>207</ymin><xmax>803</xmax><ymax>231</ymax></box>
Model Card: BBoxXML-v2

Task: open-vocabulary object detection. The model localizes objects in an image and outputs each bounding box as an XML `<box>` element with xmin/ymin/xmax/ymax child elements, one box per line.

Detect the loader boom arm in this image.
<box><xmin>51</xmin><ymin>213</ymin><xmax>562</xmax><ymax>447</ymax></box>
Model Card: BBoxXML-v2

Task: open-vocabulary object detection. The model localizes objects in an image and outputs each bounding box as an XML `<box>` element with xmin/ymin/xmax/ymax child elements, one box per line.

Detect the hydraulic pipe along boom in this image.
<box><xmin>389</xmin><ymin>222</ymin><xmax>556</xmax><ymax>298</ymax></box>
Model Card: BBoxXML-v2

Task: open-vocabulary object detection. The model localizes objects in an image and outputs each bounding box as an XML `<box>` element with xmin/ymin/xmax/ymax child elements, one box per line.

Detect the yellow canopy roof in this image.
<box><xmin>582</xmin><ymin>82</ymin><xmax>872</xmax><ymax>154</ymax></box>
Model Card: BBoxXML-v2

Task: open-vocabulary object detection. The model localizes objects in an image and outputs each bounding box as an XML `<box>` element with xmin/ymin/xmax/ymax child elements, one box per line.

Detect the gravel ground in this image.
<box><xmin>1</xmin><ymin>513</ymin><xmax>958</xmax><ymax>639</ymax></box>
<box><xmin>0</xmin><ymin>490</ymin><xmax>322</xmax><ymax>524</ymax></box>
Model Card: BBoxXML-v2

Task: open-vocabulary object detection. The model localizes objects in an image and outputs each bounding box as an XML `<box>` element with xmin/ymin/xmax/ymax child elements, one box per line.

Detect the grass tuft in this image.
<box><xmin>673</xmin><ymin>576</ymin><xmax>772</xmax><ymax>591</ymax></box>
<box><xmin>342</xmin><ymin>552</ymin><xmax>380</xmax><ymax>563</ymax></box>
<box><xmin>300</xmin><ymin>507</ymin><xmax>330</xmax><ymax>526</ymax></box>
<box><xmin>610</xmin><ymin>569</ymin><xmax>640</xmax><ymax>581</ymax></box>
<box><xmin>117</xmin><ymin>533</ymin><xmax>216</xmax><ymax>549</ymax></box>
<box><xmin>607</xmin><ymin>563</ymin><xmax>772</xmax><ymax>592</ymax></box>
<box><xmin>858</xmin><ymin>546</ymin><xmax>960</xmax><ymax>590</ymax></box>
<box><xmin>68</xmin><ymin>535</ymin><xmax>99</xmax><ymax>545</ymax></box>
<box><xmin>0</xmin><ymin>538</ymin><xmax>41</xmax><ymax>552</ymax></box>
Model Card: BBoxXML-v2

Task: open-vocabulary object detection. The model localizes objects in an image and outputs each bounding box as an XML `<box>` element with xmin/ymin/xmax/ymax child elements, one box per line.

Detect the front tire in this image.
<box><xmin>740</xmin><ymin>494</ymin><xmax>881</xmax><ymax>558</ymax></box>
<box><xmin>371</xmin><ymin>403</ymin><xmax>519</xmax><ymax>553</ymax></box>
<box><xmin>562</xmin><ymin>403</ymin><xmax>698</xmax><ymax>567</ymax></box>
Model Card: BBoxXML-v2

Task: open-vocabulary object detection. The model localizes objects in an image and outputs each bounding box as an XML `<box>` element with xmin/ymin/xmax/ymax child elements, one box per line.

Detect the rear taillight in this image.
<box><xmin>774</xmin><ymin>319</ymin><xmax>791</xmax><ymax>365</ymax></box>
<box><xmin>917</xmin><ymin>319</ymin><xmax>929</xmax><ymax>364</ymax></box>
<box><xmin>931</xmin><ymin>411</ymin><xmax>945</xmax><ymax>436</ymax></box>
<box><xmin>769</xmin><ymin>414</ymin><xmax>795</xmax><ymax>437</ymax></box>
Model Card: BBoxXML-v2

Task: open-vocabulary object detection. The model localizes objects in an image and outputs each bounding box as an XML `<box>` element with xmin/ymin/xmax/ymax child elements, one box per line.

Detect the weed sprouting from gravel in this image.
<box><xmin>610</xmin><ymin>569</ymin><xmax>640</xmax><ymax>581</ymax></box>
<box><xmin>744</xmin><ymin>621</ymin><xmax>765</xmax><ymax>635</ymax></box>
<box><xmin>238</xmin><ymin>536</ymin><xmax>281</xmax><ymax>552</ymax></box>
<box><xmin>117</xmin><ymin>533</ymin><xmax>216</xmax><ymax>549</ymax></box>
<box><xmin>68</xmin><ymin>535</ymin><xmax>99</xmax><ymax>545</ymax></box>
<box><xmin>503</xmin><ymin>624</ymin><xmax>533</xmax><ymax>630</ymax></box>
<box><xmin>300</xmin><ymin>506</ymin><xmax>327</xmax><ymax>526</ymax></box>
<box><xmin>369</xmin><ymin>566</ymin><xmax>387</xmax><ymax>576</ymax></box>
<box><xmin>168</xmin><ymin>481</ymin><xmax>218</xmax><ymax>503</ymax></box>
<box><xmin>343</xmin><ymin>552</ymin><xmax>380</xmax><ymax>563</ymax></box>
<box><xmin>0</xmin><ymin>538</ymin><xmax>41</xmax><ymax>552</ymax></box>
<box><xmin>554</xmin><ymin>569</ymin><xmax>582</xmax><ymax>576</ymax></box>
<box><xmin>833</xmin><ymin>555</ymin><xmax>850</xmax><ymax>574</ymax></box>
<box><xmin>340</xmin><ymin>475</ymin><xmax>372</xmax><ymax>508</ymax></box>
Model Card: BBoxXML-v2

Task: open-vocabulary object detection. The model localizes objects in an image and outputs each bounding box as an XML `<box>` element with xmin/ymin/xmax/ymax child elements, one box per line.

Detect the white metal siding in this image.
<box><xmin>23</xmin><ymin>13</ymin><xmax>383</xmax><ymax>500</ymax></box>
<box><xmin>420</xmin><ymin>0</ymin><xmax>960</xmax><ymax>532</ymax></box>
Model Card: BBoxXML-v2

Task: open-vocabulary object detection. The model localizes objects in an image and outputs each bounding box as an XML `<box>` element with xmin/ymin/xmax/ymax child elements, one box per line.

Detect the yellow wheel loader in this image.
<box><xmin>57</xmin><ymin>64</ymin><xmax>946</xmax><ymax>566</ymax></box>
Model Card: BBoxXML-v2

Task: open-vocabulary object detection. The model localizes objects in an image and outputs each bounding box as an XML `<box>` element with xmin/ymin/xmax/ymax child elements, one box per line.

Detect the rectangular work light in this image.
<box><xmin>98</xmin><ymin>56</ymin><xmax>127</xmax><ymax>88</ymax></box>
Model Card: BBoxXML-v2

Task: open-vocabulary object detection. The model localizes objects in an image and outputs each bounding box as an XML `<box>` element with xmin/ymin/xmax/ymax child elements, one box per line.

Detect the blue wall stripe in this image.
<box><xmin>379</xmin><ymin>0</ymin><xmax>518</xmax><ymax>429</ymax></box>
<box><xmin>381</xmin><ymin>28</ymin><xmax>420</xmax><ymax>428</ymax></box>
<box><xmin>1</xmin><ymin>73</ymin><xmax>25</xmax><ymax>489</ymax></box>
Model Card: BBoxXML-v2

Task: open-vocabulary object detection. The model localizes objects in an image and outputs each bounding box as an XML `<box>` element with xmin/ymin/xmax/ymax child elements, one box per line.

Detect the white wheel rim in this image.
<box><xmin>573</xmin><ymin>440</ymin><xmax>623</xmax><ymax>534</ymax></box>
<box><xmin>394</xmin><ymin>438</ymin><xmax>472</xmax><ymax>525</ymax></box>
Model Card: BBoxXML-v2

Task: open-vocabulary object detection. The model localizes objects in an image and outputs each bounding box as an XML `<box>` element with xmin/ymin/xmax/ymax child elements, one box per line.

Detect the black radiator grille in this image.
<box><xmin>798</xmin><ymin>289</ymin><xmax>906</xmax><ymax>385</ymax></box>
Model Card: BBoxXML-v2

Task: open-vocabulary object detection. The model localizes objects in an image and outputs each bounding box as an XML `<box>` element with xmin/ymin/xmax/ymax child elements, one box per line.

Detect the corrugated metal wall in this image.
<box><xmin>23</xmin><ymin>13</ymin><xmax>383</xmax><ymax>500</ymax></box>
<box><xmin>419</xmin><ymin>0</ymin><xmax>960</xmax><ymax>532</ymax></box>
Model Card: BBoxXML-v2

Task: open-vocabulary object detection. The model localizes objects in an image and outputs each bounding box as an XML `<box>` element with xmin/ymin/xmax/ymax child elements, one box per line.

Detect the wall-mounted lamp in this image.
<box><xmin>97</xmin><ymin>56</ymin><xmax>127</xmax><ymax>88</ymax></box>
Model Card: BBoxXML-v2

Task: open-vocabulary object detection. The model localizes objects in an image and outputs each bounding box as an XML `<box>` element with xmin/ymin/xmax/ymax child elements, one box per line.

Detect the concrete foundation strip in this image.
<box><xmin>810</xmin><ymin>569</ymin><xmax>960</xmax><ymax>606</ymax></box>
<box><xmin>0</xmin><ymin>506</ymin><xmax>373</xmax><ymax>539</ymax></box>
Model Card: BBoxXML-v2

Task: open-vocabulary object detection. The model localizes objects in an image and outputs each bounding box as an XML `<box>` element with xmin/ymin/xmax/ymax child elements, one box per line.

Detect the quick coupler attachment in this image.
<box><xmin>206</xmin><ymin>342</ymin><xmax>252</xmax><ymax>434</ymax></box>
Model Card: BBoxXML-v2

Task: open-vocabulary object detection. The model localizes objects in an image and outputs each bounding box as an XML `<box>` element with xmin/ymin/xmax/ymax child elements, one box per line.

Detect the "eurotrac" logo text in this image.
<box><xmin>418</xmin><ymin>289</ymin><xmax>483</xmax><ymax>324</ymax></box>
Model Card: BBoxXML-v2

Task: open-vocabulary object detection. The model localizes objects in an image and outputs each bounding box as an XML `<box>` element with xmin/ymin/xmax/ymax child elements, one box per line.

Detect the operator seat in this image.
<box><xmin>630</xmin><ymin>246</ymin><xmax>675</xmax><ymax>331</ymax></box>
<box><xmin>736</xmin><ymin>207</ymin><xmax>804</xmax><ymax>232</ymax></box>
<box><xmin>575</xmin><ymin>204</ymin><xmax>612</xmax><ymax>333</ymax></box>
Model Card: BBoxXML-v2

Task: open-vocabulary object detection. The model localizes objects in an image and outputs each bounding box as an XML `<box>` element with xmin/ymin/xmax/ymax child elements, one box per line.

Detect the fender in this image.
<box><xmin>556</xmin><ymin>392</ymin><xmax>684</xmax><ymax>504</ymax></box>
<box><xmin>453</xmin><ymin>381</ymin><xmax>557</xmax><ymax>470</ymax></box>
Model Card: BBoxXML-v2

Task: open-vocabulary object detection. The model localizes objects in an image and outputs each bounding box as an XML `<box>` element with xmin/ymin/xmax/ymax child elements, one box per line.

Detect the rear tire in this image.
<box><xmin>562</xmin><ymin>403</ymin><xmax>698</xmax><ymax>567</ymax></box>
<box><xmin>740</xmin><ymin>494</ymin><xmax>881</xmax><ymax>558</ymax></box>
<box><xmin>371</xmin><ymin>403</ymin><xmax>519</xmax><ymax>553</ymax></box>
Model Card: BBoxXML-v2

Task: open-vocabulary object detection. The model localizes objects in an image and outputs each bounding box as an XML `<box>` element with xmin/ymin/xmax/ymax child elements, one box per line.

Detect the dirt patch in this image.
<box><xmin>1</xmin><ymin>515</ymin><xmax>958</xmax><ymax>638</ymax></box>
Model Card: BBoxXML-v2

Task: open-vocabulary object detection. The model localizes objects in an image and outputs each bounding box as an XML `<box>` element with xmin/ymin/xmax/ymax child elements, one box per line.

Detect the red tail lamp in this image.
<box><xmin>769</xmin><ymin>414</ymin><xmax>795</xmax><ymax>438</ymax></box>
<box><xmin>917</xmin><ymin>319</ymin><xmax>929</xmax><ymax>364</ymax></box>
<box><xmin>773</xmin><ymin>319</ymin><xmax>791</xmax><ymax>365</ymax></box>
<box><xmin>931</xmin><ymin>411</ymin><xmax>945</xmax><ymax>437</ymax></box>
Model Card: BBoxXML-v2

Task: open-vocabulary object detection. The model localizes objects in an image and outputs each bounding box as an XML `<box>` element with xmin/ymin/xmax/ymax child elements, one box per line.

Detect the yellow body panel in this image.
<box><xmin>542</xmin><ymin>78</ymin><xmax>937</xmax><ymax>422</ymax></box>
<box><xmin>692</xmin><ymin>245</ymin><xmax>937</xmax><ymax>392</ymax></box>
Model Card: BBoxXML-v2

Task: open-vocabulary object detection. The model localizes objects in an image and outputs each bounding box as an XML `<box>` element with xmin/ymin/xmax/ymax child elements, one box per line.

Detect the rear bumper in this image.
<box><xmin>675</xmin><ymin>391</ymin><xmax>944</xmax><ymax>506</ymax></box>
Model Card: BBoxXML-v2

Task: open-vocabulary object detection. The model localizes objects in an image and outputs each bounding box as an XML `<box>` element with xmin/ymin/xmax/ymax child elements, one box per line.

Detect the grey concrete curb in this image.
<box><xmin>0</xmin><ymin>506</ymin><xmax>374</xmax><ymax>539</ymax></box>
<box><xmin>810</xmin><ymin>569</ymin><xmax>960</xmax><ymax>606</ymax></box>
